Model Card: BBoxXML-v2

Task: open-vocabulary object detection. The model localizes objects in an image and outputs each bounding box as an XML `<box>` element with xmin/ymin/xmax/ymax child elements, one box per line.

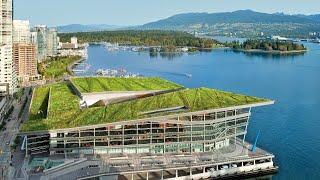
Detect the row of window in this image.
<box><xmin>50</xmin><ymin>128</ymin><xmax>246</xmax><ymax>148</ymax></box>
<box><xmin>53</xmin><ymin>141</ymin><xmax>231</xmax><ymax>155</ymax></box>
<box><xmin>58</xmin><ymin>117</ymin><xmax>249</xmax><ymax>138</ymax></box>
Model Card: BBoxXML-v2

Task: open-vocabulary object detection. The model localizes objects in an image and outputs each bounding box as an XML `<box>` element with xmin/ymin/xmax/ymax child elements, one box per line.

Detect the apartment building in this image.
<box><xmin>13</xmin><ymin>43</ymin><xmax>37</xmax><ymax>81</ymax></box>
<box><xmin>0</xmin><ymin>0</ymin><xmax>17</xmax><ymax>94</ymax></box>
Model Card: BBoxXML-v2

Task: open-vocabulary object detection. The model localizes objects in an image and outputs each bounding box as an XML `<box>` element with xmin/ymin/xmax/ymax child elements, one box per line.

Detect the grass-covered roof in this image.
<box><xmin>22</xmin><ymin>80</ymin><xmax>270</xmax><ymax>132</ymax></box>
<box><xmin>70</xmin><ymin>77</ymin><xmax>183</xmax><ymax>93</ymax></box>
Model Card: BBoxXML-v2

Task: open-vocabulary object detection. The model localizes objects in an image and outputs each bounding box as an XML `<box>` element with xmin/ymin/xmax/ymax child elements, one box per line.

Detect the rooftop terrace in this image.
<box><xmin>22</xmin><ymin>77</ymin><xmax>270</xmax><ymax>132</ymax></box>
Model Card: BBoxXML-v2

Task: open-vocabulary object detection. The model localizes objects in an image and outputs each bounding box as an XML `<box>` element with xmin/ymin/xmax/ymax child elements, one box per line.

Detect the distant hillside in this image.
<box><xmin>139</xmin><ymin>10</ymin><xmax>320</xmax><ymax>38</ymax></box>
<box><xmin>57</xmin><ymin>24</ymin><xmax>125</xmax><ymax>33</ymax></box>
<box><xmin>295</xmin><ymin>14</ymin><xmax>320</xmax><ymax>23</ymax></box>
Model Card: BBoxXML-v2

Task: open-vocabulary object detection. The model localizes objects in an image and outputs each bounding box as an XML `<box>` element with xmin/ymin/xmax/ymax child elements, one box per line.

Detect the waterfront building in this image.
<box><xmin>60</xmin><ymin>42</ymin><xmax>77</xmax><ymax>49</ymax></box>
<box><xmin>57</xmin><ymin>48</ymin><xmax>88</xmax><ymax>58</ymax></box>
<box><xmin>13</xmin><ymin>43</ymin><xmax>38</xmax><ymax>82</ymax></box>
<box><xmin>71</xmin><ymin>36</ymin><xmax>78</xmax><ymax>49</ymax></box>
<box><xmin>13</xmin><ymin>20</ymin><xmax>31</xmax><ymax>44</ymax></box>
<box><xmin>0</xmin><ymin>0</ymin><xmax>17</xmax><ymax>95</ymax></box>
<box><xmin>20</xmin><ymin>77</ymin><xmax>277</xmax><ymax>179</ymax></box>
<box><xmin>271</xmin><ymin>35</ymin><xmax>288</xmax><ymax>41</ymax></box>
<box><xmin>59</xmin><ymin>36</ymin><xmax>79</xmax><ymax>49</ymax></box>
<box><xmin>58</xmin><ymin>37</ymin><xmax>88</xmax><ymax>58</ymax></box>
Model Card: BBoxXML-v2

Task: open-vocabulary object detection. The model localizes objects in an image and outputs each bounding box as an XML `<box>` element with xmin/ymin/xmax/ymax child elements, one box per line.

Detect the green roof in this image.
<box><xmin>29</xmin><ymin>86</ymin><xmax>50</xmax><ymax>120</ymax></box>
<box><xmin>22</xmin><ymin>80</ymin><xmax>270</xmax><ymax>132</ymax></box>
<box><xmin>70</xmin><ymin>77</ymin><xmax>183</xmax><ymax>93</ymax></box>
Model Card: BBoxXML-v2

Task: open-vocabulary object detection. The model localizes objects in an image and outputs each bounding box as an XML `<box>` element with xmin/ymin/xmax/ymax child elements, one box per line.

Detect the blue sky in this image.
<box><xmin>14</xmin><ymin>0</ymin><xmax>320</xmax><ymax>26</ymax></box>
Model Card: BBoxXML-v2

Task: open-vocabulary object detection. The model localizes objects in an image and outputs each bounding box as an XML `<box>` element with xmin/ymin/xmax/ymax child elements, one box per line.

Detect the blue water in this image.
<box><xmin>81</xmin><ymin>43</ymin><xmax>320</xmax><ymax>179</ymax></box>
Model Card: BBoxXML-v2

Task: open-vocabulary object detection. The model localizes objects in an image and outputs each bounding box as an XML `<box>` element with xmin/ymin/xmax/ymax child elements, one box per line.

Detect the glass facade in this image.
<box><xmin>31</xmin><ymin>26</ymin><xmax>58</xmax><ymax>62</ymax></box>
<box><xmin>26</xmin><ymin>107</ymin><xmax>251</xmax><ymax>155</ymax></box>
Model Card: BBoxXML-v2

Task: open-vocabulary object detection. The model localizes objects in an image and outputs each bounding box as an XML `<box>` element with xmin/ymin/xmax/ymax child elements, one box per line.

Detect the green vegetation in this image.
<box><xmin>11</xmin><ymin>136</ymin><xmax>21</xmax><ymax>150</ymax></box>
<box><xmin>38</xmin><ymin>56</ymin><xmax>82</xmax><ymax>80</ymax></box>
<box><xmin>4</xmin><ymin>106</ymin><xmax>14</xmax><ymax>120</ymax></box>
<box><xmin>29</xmin><ymin>86</ymin><xmax>50</xmax><ymax>120</ymax></box>
<box><xmin>226</xmin><ymin>39</ymin><xmax>307</xmax><ymax>52</ymax></box>
<box><xmin>71</xmin><ymin>77</ymin><xmax>183</xmax><ymax>93</ymax></box>
<box><xmin>13</xmin><ymin>88</ymin><xmax>24</xmax><ymax>100</ymax></box>
<box><xmin>47</xmin><ymin>83</ymin><xmax>80</xmax><ymax>123</ymax></box>
<box><xmin>19</xmin><ymin>97</ymin><xmax>28</xmax><ymax>118</ymax></box>
<box><xmin>24</xmin><ymin>82</ymin><xmax>83</xmax><ymax>131</ymax></box>
<box><xmin>22</xmin><ymin>80</ymin><xmax>269</xmax><ymax>132</ymax></box>
<box><xmin>0</xmin><ymin>121</ymin><xmax>6</xmax><ymax>131</ymax></box>
<box><xmin>59</xmin><ymin>30</ymin><xmax>221</xmax><ymax>51</ymax></box>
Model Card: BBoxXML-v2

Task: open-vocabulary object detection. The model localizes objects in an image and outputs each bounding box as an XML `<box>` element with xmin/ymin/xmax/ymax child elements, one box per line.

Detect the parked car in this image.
<box><xmin>231</xmin><ymin>164</ymin><xmax>238</xmax><ymax>168</ymax></box>
<box><xmin>220</xmin><ymin>165</ymin><xmax>229</xmax><ymax>170</ymax></box>
<box><xmin>209</xmin><ymin>167</ymin><xmax>216</xmax><ymax>171</ymax></box>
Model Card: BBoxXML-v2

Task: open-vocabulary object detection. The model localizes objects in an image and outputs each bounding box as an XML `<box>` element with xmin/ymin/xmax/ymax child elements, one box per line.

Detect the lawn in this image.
<box><xmin>39</xmin><ymin>56</ymin><xmax>81</xmax><ymax>79</ymax></box>
<box><xmin>70</xmin><ymin>77</ymin><xmax>183</xmax><ymax>93</ymax></box>
<box><xmin>22</xmin><ymin>81</ymin><xmax>270</xmax><ymax>132</ymax></box>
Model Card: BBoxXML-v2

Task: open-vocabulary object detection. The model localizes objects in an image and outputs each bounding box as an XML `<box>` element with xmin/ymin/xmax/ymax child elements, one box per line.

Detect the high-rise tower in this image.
<box><xmin>0</xmin><ymin>0</ymin><xmax>17</xmax><ymax>94</ymax></box>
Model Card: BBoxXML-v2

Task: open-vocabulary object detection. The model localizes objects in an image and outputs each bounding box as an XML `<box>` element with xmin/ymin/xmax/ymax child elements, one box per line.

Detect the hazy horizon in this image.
<box><xmin>14</xmin><ymin>0</ymin><xmax>320</xmax><ymax>26</ymax></box>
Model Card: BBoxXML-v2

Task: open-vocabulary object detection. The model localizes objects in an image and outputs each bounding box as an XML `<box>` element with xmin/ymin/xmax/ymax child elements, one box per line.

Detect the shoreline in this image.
<box><xmin>102</xmin><ymin>42</ymin><xmax>224</xmax><ymax>53</ymax></box>
<box><xmin>67</xmin><ymin>57</ymin><xmax>86</xmax><ymax>76</ymax></box>
<box><xmin>232</xmin><ymin>48</ymin><xmax>308</xmax><ymax>54</ymax></box>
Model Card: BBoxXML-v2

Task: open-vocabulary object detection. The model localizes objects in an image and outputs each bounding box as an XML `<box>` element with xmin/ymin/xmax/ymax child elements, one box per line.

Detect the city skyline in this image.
<box><xmin>14</xmin><ymin>0</ymin><xmax>320</xmax><ymax>26</ymax></box>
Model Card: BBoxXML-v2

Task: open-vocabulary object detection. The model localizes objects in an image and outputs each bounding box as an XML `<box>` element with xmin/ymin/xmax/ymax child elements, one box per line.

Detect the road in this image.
<box><xmin>0</xmin><ymin>87</ymin><xmax>32</xmax><ymax>179</ymax></box>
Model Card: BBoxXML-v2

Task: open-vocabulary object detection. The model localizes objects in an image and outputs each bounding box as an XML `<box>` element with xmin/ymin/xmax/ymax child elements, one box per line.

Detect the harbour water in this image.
<box><xmin>76</xmin><ymin>42</ymin><xmax>320</xmax><ymax>179</ymax></box>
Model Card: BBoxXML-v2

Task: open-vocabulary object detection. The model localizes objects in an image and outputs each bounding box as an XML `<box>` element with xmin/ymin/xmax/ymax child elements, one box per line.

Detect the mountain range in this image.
<box><xmin>139</xmin><ymin>10</ymin><xmax>320</xmax><ymax>38</ymax></box>
<box><xmin>141</xmin><ymin>10</ymin><xmax>317</xmax><ymax>28</ymax></box>
<box><xmin>58</xmin><ymin>10</ymin><xmax>320</xmax><ymax>38</ymax></box>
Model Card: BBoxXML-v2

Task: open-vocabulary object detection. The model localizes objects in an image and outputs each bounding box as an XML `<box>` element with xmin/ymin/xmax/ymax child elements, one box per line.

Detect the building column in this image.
<box><xmin>78</xmin><ymin>130</ymin><xmax>82</xmax><ymax>155</ymax></box>
<box><xmin>243</xmin><ymin>113</ymin><xmax>250</xmax><ymax>144</ymax></box>
<box><xmin>161</xmin><ymin>170</ymin><xmax>164</xmax><ymax>180</ymax></box>
<box><xmin>122</xmin><ymin>125</ymin><xmax>125</xmax><ymax>146</ymax></box>
<box><xmin>64</xmin><ymin>138</ymin><xmax>67</xmax><ymax>159</ymax></box>
<box><xmin>190</xmin><ymin>115</ymin><xmax>193</xmax><ymax>153</ymax></box>
<box><xmin>136</xmin><ymin>124</ymin><xmax>139</xmax><ymax>145</ymax></box>
<box><xmin>146</xmin><ymin>172</ymin><xmax>149</xmax><ymax>180</ymax></box>
<box><xmin>203</xmin><ymin>167</ymin><xmax>206</xmax><ymax>173</ymax></box>
<box><xmin>177</xmin><ymin>121</ymin><xmax>180</xmax><ymax>143</ymax></box>
<box><xmin>150</xmin><ymin>122</ymin><xmax>153</xmax><ymax>145</ymax></box>
<box><xmin>93</xmin><ymin>128</ymin><xmax>96</xmax><ymax>155</ymax></box>
<box><xmin>190</xmin><ymin>168</ymin><xmax>192</xmax><ymax>176</ymax></box>
<box><xmin>203</xmin><ymin>113</ymin><xmax>206</xmax><ymax>153</ymax></box>
<box><xmin>163</xmin><ymin>124</ymin><xmax>166</xmax><ymax>154</ymax></box>
<box><xmin>176</xmin><ymin>169</ymin><xmax>178</xmax><ymax>178</ymax></box>
<box><xmin>108</xmin><ymin>126</ymin><xmax>110</xmax><ymax>146</ymax></box>
<box><xmin>25</xmin><ymin>136</ymin><xmax>28</xmax><ymax>157</ymax></box>
<box><xmin>78</xmin><ymin>130</ymin><xmax>81</xmax><ymax>147</ymax></box>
